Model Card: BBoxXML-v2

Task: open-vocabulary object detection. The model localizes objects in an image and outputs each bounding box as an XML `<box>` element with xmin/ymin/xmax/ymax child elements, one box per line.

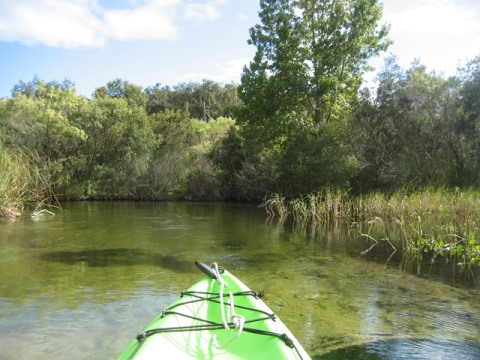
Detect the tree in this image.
<box><xmin>73</xmin><ymin>97</ymin><xmax>157</xmax><ymax>198</ymax></box>
<box><xmin>231</xmin><ymin>0</ymin><xmax>389</xmax><ymax>197</ymax></box>
<box><xmin>145</xmin><ymin>110</ymin><xmax>234</xmax><ymax>200</ymax></box>
<box><xmin>145</xmin><ymin>83</ymin><xmax>173</xmax><ymax>114</ymax></box>
<box><xmin>0</xmin><ymin>77</ymin><xmax>88</xmax><ymax>195</ymax></box>
<box><xmin>239</xmin><ymin>0</ymin><xmax>390</xmax><ymax>143</ymax></box>
<box><xmin>146</xmin><ymin>81</ymin><xmax>243</xmax><ymax>120</ymax></box>
<box><xmin>93</xmin><ymin>79</ymin><xmax>147</xmax><ymax>108</ymax></box>
<box><xmin>2</xmin><ymin>77</ymin><xmax>87</xmax><ymax>162</ymax></box>
<box><xmin>458</xmin><ymin>55</ymin><xmax>480</xmax><ymax>184</ymax></box>
<box><xmin>11</xmin><ymin>76</ymin><xmax>76</xmax><ymax>98</ymax></box>
<box><xmin>350</xmin><ymin>58</ymin><xmax>465</xmax><ymax>190</ymax></box>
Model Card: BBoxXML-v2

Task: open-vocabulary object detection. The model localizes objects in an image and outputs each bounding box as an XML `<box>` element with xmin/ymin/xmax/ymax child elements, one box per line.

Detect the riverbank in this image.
<box><xmin>3</xmin><ymin>160</ymin><xmax>480</xmax><ymax>270</ymax></box>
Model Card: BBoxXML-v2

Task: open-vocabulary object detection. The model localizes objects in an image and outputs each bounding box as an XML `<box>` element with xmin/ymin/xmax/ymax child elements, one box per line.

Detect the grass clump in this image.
<box><xmin>0</xmin><ymin>145</ymin><xmax>53</xmax><ymax>218</ymax></box>
<box><xmin>262</xmin><ymin>188</ymin><xmax>353</xmax><ymax>226</ymax></box>
<box><xmin>261</xmin><ymin>187</ymin><xmax>480</xmax><ymax>266</ymax></box>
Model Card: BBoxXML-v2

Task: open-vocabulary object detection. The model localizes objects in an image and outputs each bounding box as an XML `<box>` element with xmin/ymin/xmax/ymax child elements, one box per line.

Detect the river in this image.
<box><xmin>0</xmin><ymin>202</ymin><xmax>479</xmax><ymax>359</ymax></box>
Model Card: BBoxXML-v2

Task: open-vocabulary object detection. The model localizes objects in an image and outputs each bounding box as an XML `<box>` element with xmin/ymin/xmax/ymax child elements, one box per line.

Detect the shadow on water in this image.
<box><xmin>39</xmin><ymin>248</ymin><xmax>195</xmax><ymax>272</ymax></box>
<box><xmin>314</xmin><ymin>339</ymin><xmax>480</xmax><ymax>360</ymax></box>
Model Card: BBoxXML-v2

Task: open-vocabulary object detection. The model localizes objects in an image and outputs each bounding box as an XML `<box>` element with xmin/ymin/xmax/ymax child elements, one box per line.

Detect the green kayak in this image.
<box><xmin>118</xmin><ymin>261</ymin><xmax>311</xmax><ymax>359</ymax></box>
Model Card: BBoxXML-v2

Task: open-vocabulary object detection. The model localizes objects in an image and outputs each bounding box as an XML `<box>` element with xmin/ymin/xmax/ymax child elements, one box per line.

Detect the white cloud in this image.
<box><xmin>183</xmin><ymin>2</ymin><xmax>221</xmax><ymax>22</ymax></box>
<box><xmin>236</xmin><ymin>13</ymin><xmax>249</xmax><ymax>22</ymax></box>
<box><xmin>383</xmin><ymin>0</ymin><xmax>480</xmax><ymax>74</ymax></box>
<box><xmin>212</xmin><ymin>58</ymin><xmax>249</xmax><ymax>82</ymax></box>
<box><xmin>104</xmin><ymin>0</ymin><xmax>180</xmax><ymax>41</ymax></box>
<box><xmin>0</xmin><ymin>0</ymin><xmax>105</xmax><ymax>48</ymax></box>
<box><xmin>178</xmin><ymin>57</ymin><xmax>249</xmax><ymax>83</ymax></box>
<box><xmin>0</xmin><ymin>0</ymin><xmax>228</xmax><ymax>48</ymax></box>
<box><xmin>387</xmin><ymin>0</ymin><xmax>480</xmax><ymax>36</ymax></box>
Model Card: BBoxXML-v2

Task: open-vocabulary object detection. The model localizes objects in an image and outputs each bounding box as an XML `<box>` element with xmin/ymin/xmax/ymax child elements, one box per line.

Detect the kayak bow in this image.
<box><xmin>118</xmin><ymin>261</ymin><xmax>311</xmax><ymax>359</ymax></box>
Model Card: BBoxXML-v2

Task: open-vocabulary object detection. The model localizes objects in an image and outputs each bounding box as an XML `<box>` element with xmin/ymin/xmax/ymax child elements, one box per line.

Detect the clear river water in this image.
<box><xmin>0</xmin><ymin>201</ymin><xmax>479</xmax><ymax>359</ymax></box>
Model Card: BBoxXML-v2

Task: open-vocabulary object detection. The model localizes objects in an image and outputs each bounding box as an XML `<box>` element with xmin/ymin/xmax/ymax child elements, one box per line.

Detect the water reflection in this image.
<box><xmin>316</xmin><ymin>339</ymin><xmax>480</xmax><ymax>359</ymax></box>
<box><xmin>0</xmin><ymin>202</ymin><xmax>479</xmax><ymax>359</ymax></box>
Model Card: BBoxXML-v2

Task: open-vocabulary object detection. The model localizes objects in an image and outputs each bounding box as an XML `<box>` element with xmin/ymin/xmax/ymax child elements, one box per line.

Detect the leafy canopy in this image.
<box><xmin>239</xmin><ymin>0</ymin><xmax>390</xmax><ymax>145</ymax></box>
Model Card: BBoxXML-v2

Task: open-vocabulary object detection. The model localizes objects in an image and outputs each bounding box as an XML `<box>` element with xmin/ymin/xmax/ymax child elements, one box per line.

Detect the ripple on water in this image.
<box><xmin>314</xmin><ymin>339</ymin><xmax>480</xmax><ymax>360</ymax></box>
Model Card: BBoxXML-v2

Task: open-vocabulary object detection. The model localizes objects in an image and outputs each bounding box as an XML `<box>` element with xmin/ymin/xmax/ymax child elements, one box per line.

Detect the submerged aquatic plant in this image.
<box><xmin>360</xmin><ymin>216</ymin><xmax>397</xmax><ymax>256</ymax></box>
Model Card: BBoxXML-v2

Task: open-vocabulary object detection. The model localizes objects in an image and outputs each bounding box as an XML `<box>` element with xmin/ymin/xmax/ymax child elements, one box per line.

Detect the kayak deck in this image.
<box><xmin>118</xmin><ymin>262</ymin><xmax>310</xmax><ymax>359</ymax></box>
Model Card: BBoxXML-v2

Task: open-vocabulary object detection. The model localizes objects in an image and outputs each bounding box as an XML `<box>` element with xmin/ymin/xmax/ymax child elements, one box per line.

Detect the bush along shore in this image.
<box><xmin>261</xmin><ymin>188</ymin><xmax>480</xmax><ymax>269</ymax></box>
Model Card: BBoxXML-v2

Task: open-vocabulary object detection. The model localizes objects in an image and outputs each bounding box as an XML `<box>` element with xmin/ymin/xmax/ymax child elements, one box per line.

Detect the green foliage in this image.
<box><xmin>11</xmin><ymin>76</ymin><xmax>76</xmax><ymax>98</ymax></box>
<box><xmin>1</xmin><ymin>88</ymin><xmax>87</xmax><ymax>159</ymax></box>
<box><xmin>212</xmin><ymin>124</ymin><xmax>285</xmax><ymax>201</ymax></box>
<box><xmin>73</xmin><ymin>97</ymin><xmax>157</xmax><ymax>198</ymax></box>
<box><xmin>350</xmin><ymin>57</ymin><xmax>465</xmax><ymax>191</ymax></box>
<box><xmin>233</xmin><ymin>0</ymin><xmax>389</xmax><ymax>199</ymax></box>
<box><xmin>211</xmin><ymin>126</ymin><xmax>247</xmax><ymax>199</ymax></box>
<box><xmin>0</xmin><ymin>80</ymin><xmax>88</xmax><ymax>195</ymax></box>
<box><xmin>458</xmin><ymin>55</ymin><xmax>480</xmax><ymax>185</ymax></box>
<box><xmin>93</xmin><ymin>78</ymin><xmax>147</xmax><ymax>108</ymax></box>
<box><xmin>185</xmin><ymin>117</ymin><xmax>235</xmax><ymax>199</ymax></box>
<box><xmin>145</xmin><ymin>80</ymin><xmax>242</xmax><ymax>120</ymax></box>
<box><xmin>144</xmin><ymin>111</ymin><xmax>235</xmax><ymax>200</ymax></box>
<box><xmin>4</xmin><ymin>47</ymin><xmax>480</xmax><ymax>212</ymax></box>
<box><xmin>277</xmin><ymin>121</ymin><xmax>358</xmax><ymax>196</ymax></box>
<box><xmin>1</xmin><ymin>76</ymin><xmax>244</xmax><ymax>206</ymax></box>
<box><xmin>145</xmin><ymin>110</ymin><xmax>193</xmax><ymax>198</ymax></box>
<box><xmin>240</xmin><ymin>0</ymin><xmax>390</xmax><ymax>136</ymax></box>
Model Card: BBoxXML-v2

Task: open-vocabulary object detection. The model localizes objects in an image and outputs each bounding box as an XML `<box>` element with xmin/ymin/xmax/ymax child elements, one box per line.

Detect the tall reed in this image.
<box><xmin>261</xmin><ymin>187</ymin><xmax>480</xmax><ymax>265</ymax></box>
<box><xmin>0</xmin><ymin>145</ymin><xmax>53</xmax><ymax>218</ymax></box>
<box><xmin>261</xmin><ymin>187</ymin><xmax>354</xmax><ymax>226</ymax></box>
<box><xmin>262</xmin><ymin>193</ymin><xmax>289</xmax><ymax>221</ymax></box>
<box><xmin>263</xmin><ymin>187</ymin><xmax>480</xmax><ymax>229</ymax></box>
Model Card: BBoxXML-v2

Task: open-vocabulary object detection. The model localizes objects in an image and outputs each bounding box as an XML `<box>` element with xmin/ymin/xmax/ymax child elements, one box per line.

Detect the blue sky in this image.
<box><xmin>0</xmin><ymin>0</ymin><xmax>479</xmax><ymax>98</ymax></box>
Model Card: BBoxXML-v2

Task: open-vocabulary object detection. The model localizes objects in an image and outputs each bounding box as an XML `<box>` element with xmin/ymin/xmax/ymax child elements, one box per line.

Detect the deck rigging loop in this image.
<box><xmin>211</xmin><ymin>262</ymin><xmax>246</xmax><ymax>349</ymax></box>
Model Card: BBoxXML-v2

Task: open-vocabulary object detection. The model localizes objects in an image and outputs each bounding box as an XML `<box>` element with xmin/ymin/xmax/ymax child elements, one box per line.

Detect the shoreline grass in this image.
<box><xmin>0</xmin><ymin>145</ymin><xmax>54</xmax><ymax>218</ymax></box>
<box><xmin>261</xmin><ymin>187</ymin><xmax>480</xmax><ymax>267</ymax></box>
